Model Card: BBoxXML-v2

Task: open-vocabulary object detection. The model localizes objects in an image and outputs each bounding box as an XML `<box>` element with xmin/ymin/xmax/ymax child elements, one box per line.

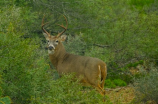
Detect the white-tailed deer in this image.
<box><xmin>41</xmin><ymin>15</ymin><xmax>107</xmax><ymax>95</ymax></box>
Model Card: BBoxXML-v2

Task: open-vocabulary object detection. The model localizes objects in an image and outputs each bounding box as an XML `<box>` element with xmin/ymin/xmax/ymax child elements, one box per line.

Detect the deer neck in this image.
<box><xmin>49</xmin><ymin>42</ymin><xmax>67</xmax><ymax>68</ymax></box>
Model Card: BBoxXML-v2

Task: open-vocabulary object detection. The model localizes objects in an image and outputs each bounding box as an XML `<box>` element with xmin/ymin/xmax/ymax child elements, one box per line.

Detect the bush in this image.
<box><xmin>30</xmin><ymin>74</ymin><xmax>111</xmax><ymax>104</ymax></box>
<box><xmin>65</xmin><ymin>34</ymin><xmax>87</xmax><ymax>56</ymax></box>
<box><xmin>113</xmin><ymin>79</ymin><xmax>127</xmax><ymax>87</ymax></box>
<box><xmin>0</xmin><ymin>87</ymin><xmax>11</xmax><ymax>104</ymax></box>
<box><xmin>129</xmin><ymin>0</ymin><xmax>154</xmax><ymax>7</ymax></box>
<box><xmin>133</xmin><ymin>67</ymin><xmax>158</xmax><ymax>103</ymax></box>
<box><xmin>105</xmin><ymin>79</ymin><xmax>116</xmax><ymax>88</ymax></box>
<box><xmin>0</xmin><ymin>6</ymin><xmax>50</xmax><ymax>103</ymax></box>
<box><xmin>0</xmin><ymin>29</ymin><xmax>41</xmax><ymax>103</ymax></box>
<box><xmin>104</xmin><ymin>79</ymin><xmax>127</xmax><ymax>88</ymax></box>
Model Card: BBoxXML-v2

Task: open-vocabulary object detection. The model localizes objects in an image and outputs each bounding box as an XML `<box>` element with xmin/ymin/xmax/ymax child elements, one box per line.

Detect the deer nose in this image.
<box><xmin>48</xmin><ymin>46</ymin><xmax>54</xmax><ymax>50</ymax></box>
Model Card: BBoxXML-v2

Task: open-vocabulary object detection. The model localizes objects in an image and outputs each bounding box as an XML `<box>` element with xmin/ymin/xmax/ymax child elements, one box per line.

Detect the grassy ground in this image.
<box><xmin>106</xmin><ymin>86</ymin><xmax>135</xmax><ymax>104</ymax></box>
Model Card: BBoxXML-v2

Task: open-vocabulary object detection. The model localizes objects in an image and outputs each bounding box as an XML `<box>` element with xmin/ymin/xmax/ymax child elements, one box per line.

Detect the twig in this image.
<box><xmin>93</xmin><ymin>44</ymin><xmax>110</xmax><ymax>48</ymax></box>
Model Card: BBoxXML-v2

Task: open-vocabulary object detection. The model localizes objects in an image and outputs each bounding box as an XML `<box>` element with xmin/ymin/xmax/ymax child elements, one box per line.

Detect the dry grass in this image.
<box><xmin>106</xmin><ymin>86</ymin><xmax>135</xmax><ymax>104</ymax></box>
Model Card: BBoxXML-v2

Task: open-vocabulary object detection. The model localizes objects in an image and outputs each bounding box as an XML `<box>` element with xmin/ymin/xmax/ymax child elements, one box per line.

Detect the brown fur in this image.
<box><xmin>49</xmin><ymin>42</ymin><xmax>107</xmax><ymax>95</ymax></box>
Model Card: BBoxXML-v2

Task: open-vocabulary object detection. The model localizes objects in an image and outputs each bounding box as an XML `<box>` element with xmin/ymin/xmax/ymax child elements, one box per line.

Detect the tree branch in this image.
<box><xmin>93</xmin><ymin>44</ymin><xmax>110</xmax><ymax>48</ymax></box>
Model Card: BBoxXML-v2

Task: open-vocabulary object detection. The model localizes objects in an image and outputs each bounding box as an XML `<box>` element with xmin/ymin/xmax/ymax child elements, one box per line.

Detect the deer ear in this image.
<box><xmin>43</xmin><ymin>33</ymin><xmax>49</xmax><ymax>39</ymax></box>
<box><xmin>60</xmin><ymin>35</ymin><xmax>67</xmax><ymax>42</ymax></box>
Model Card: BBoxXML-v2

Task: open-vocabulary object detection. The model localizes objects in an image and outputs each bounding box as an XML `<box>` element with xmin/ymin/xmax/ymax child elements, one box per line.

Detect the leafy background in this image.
<box><xmin>0</xmin><ymin>0</ymin><xmax>158</xmax><ymax>103</ymax></box>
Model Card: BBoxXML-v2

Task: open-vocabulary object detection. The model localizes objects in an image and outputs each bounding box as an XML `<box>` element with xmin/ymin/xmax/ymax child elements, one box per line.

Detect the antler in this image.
<box><xmin>41</xmin><ymin>15</ymin><xmax>51</xmax><ymax>37</ymax></box>
<box><xmin>57</xmin><ymin>15</ymin><xmax>68</xmax><ymax>37</ymax></box>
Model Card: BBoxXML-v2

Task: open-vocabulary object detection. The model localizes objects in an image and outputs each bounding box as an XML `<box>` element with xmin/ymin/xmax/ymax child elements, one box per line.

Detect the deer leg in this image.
<box><xmin>98</xmin><ymin>65</ymin><xmax>106</xmax><ymax>95</ymax></box>
<box><xmin>87</xmin><ymin>65</ymin><xmax>105</xmax><ymax>95</ymax></box>
<box><xmin>91</xmin><ymin>84</ymin><xmax>105</xmax><ymax>95</ymax></box>
<box><xmin>101</xmin><ymin>81</ymin><xmax>104</xmax><ymax>89</ymax></box>
<box><xmin>98</xmin><ymin>86</ymin><xmax>105</xmax><ymax>95</ymax></box>
<box><xmin>100</xmin><ymin>65</ymin><xmax>107</xmax><ymax>89</ymax></box>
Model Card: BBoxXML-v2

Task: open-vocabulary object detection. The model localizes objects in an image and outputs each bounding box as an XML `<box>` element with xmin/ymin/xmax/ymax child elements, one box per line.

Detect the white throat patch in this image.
<box><xmin>48</xmin><ymin>50</ymin><xmax>54</xmax><ymax>54</ymax></box>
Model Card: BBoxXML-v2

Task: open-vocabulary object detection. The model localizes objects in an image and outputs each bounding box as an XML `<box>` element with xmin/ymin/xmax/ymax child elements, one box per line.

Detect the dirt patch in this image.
<box><xmin>106</xmin><ymin>86</ymin><xmax>135</xmax><ymax>104</ymax></box>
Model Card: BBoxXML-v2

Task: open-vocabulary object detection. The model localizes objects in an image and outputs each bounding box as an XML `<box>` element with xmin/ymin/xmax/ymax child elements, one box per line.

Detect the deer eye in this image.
<box><xmin>56</xmin><ymin>40</ymin><xmax>58</xmax><ymax>43</ymax></box>
<box><xmin>47</xmin><ymin>40</ymin><xmax>49</xmax><ymax>43</ymax></box>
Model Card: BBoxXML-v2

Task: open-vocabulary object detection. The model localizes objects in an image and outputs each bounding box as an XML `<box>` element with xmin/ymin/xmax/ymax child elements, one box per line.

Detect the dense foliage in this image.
<box><xmin>0</xmin><ymin>0</ymin><xmax>158</xmax><ymax>103</ymax></box>
<box><xmin>134</xmin><ymin>67</ymin><xmax>158</xmax><ymax>103</ymax></box>
<box><xmin>0</xmin><ymin>86</ymin><xmax>11</xmax><ymax>104</ymax></box>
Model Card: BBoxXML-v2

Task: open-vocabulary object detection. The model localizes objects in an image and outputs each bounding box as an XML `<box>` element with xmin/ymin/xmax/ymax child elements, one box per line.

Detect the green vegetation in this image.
<box><xmin>113</xmin><ymin>79</ymin><xmax>127</xmax><ymax>87</ymax></box>
<box><xmin>133</xmin><ymin>67</ymin><xmax>158</xmax><ymax>103</ymax></box>
<box><xmin>0</xmin><ymin>0</ymin><xmax>158</xmax><ymax>103</ymax></box>
<box><xmin>129</xmin><ymin>0</ymin><xmax>155</xmax><ymax>8</ymax></box>
<box><xmin>0</xmin><ymin>87</ymin><xmax>11</xmax><ymax>104</ymax></box>
<box><xmin>105</xmin><ymin>79</ymin><xmax>127</xmax><ymax>88</ymax></box>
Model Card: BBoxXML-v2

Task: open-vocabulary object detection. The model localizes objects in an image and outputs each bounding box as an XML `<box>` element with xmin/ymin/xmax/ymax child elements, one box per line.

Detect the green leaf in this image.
<box><xmin>0</xmin><ymin>101</ymin><xmax>5</xmax><ymax>104</ymax></box>
<box><xmin>0</xmin><ymin>87</ymin><xmax>2</xmax><ymax>97</ymax></box>
<box><xmin>0</xmin><ymin>97</ymin><xmax>11</xmax><ymax>104</ymax></box>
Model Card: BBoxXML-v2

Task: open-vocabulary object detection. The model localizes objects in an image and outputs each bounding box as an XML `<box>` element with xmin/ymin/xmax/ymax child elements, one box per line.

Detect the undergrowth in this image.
<box><xmin>133</xmin><ymin>67</ymin><xmax>158</xmax><ymax>103</ymax></box>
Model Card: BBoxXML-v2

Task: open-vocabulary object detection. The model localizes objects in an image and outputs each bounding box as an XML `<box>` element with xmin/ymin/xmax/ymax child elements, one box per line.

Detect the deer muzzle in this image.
<box><xmin>48</xmin><ymin>46</ymin><xmax>54</xmax><ymax>50</ymax></box>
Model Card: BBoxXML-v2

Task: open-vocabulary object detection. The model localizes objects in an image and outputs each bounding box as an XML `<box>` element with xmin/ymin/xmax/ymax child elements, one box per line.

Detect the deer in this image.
<box><xmin>41</xmin><ymin>15</ymin><xmax>107</xmax><ymax>95</ymax></box>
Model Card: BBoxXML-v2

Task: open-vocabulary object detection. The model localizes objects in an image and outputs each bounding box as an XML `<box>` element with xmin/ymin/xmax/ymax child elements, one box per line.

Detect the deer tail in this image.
<box><xmin>98</xmin><ymin>65</ymin><xmax>107</xmax><ymax>88</ymax></box>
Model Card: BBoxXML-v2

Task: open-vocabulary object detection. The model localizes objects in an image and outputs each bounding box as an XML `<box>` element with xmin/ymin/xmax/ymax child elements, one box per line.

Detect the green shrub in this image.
<box><xmin>105</xmin><ymin>79</ymin><xmax>127</xmax><ymax>88</ymax></box>
<box><xmin>129</xmin><ymin>0</ymin><xmax>154</xmax><ymax>7</ymax></box>
<box><xmin>113</xmin><ymin>79</ymin><xmax>127</xmax><ymax>87</ymax></box>
<box><xmin>0</xmin><ymin>96</ymin><xmax>11</xmax><ymax>104</ymax></box>
<box><xmin>134</xmin><ymin>67</ymin><xmax>158</xmax><ymax>103</ymax></box>
<box><xmin>30</xmin><ymin>74</ymin><xmax>112</xmax><ymax>104</ymax></box>
<box><xmin>126</xmin><ymin>60</ymin><xmax>144</xmax><ymax>68</ymax></box>
<box><xmin>65</xmin><ymin>34</ymin><xmax>87</xmax><ymax>56</ymax></box>
<box><xmin>0</xmin><ymin>87</ymin><xmax>11</xmax><ymax>104</ymax></box>
<box><xmin>105</xmin><ymin>79</ymin><xmax>116</xmax><ymax>88</ymax></box>
<box><xmin>107</xmin><ymin>68</ymin><xmax>133</xmax><ymax>84</ymax></box>
<box><xmin>0</xmin><ymin>6</ymin><xmax>48</xmax><ymax>103</ymax></box>
<box><xmin>0</xmin><ymin>32</ymin><xmax>39</xmax><ymax>103</ymax></box>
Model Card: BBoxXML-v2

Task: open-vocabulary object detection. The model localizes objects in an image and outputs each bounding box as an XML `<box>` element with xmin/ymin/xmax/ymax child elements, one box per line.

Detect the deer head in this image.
<box><xmin>41</xmin><ymin>15</ymin><xmax>68</xmax><ymax>54</ymax></box>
